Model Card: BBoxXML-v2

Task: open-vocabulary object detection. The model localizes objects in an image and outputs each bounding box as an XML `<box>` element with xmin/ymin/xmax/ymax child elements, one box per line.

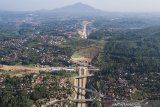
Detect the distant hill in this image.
<box><xmin>1</xmin><ymin>3</ymin><xmax>160</xmax><ymax>25</ymax></box>
<box><xmin>52</xmin><ymin>3</ymin><xmax>106</xmax><ymax>17</ymax></box>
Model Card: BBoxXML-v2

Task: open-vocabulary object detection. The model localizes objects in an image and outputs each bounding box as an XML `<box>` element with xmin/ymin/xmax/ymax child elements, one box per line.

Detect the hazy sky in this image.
<box><xmin>1</xmin><ymin>0</ymin><xmax>160</xmax><ymax>12</ymax></box>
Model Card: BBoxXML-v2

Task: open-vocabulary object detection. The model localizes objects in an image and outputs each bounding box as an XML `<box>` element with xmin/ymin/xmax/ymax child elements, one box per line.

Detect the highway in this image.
<box><xmin>74</xmin><ymin>67</ymin><xmax>88</xmax><ymax>107</ymax></box>
<box><xmin>73</xmin><ymin>67</ymin><xmax>102</xmax><ymax>107</ymax></box>
<box><xmin>42</xmin><ymin>66</ymin><xmax>101</xmax><ymax>107</ymax></box>
<box><xmin>82</xmin><ymin>23</ymin><xmax>87</xmax><ymax>39</ymax></box>
<box><xmin>81</xmin><ymin>21</ymin><xmax>90</xmax><ymax>39</ymax></box>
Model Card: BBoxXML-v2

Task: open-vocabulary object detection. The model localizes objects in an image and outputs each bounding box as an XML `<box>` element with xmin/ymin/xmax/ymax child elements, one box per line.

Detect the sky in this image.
<box><xmin>1</xmin><ymin>0</ymin><xmax>160</xmax><ymax>12</ymax></box>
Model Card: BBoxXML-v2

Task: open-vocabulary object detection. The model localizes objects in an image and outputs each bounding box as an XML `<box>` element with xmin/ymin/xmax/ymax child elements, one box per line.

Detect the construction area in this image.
<box><xmin>69</xmin><ymin>45</ymin><xmax>99</xmax><ymax>66</ymax></box>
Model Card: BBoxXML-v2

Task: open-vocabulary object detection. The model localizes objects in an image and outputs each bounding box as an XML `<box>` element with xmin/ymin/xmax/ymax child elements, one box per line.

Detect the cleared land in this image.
<box><xmin>0</xmin><ymin>65</ymin><xmax>48</xmax><ymax>76</ymax></box>
<box><xmin>73</xmin><ymin>45</ymin><xmax>99</xmax><ymax>59</ymax></box>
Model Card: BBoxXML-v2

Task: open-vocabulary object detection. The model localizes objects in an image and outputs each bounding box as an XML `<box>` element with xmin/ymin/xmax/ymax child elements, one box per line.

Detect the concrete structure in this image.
<box><xmin>74</xmin><ymin>67</ymin><xmax>89</xmax><ymax>107</ymax></box>
<box><xmin>70</xmin><ymin>55</ymin><xmax>92</xmax><ymax>66</ymax></box>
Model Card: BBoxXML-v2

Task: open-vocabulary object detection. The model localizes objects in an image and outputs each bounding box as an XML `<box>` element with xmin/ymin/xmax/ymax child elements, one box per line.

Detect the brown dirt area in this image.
<box><xmin>74</xmin><ymin>45</ymin><xmax>99</xmax><ymax>59</ymax></box>
<box><xmin>0</xmin><ymin>65</ymin><xmax>47</xmax><ymax>77</ymax></box>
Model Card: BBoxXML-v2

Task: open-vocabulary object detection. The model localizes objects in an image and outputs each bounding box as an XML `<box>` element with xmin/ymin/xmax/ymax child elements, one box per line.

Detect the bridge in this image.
<box><xmin>42</xmin><ymin>66</ymin><xmax>100</xmax><ymax>107</ymax></box>
<box><xmin>74</xmin><ymin>74</ymin><xmax>94</xmax><ymax>79</ymax></box>
<box><xmin>73</xmin><ymin>67</ymin><xmax>102</xmax><ymax>107</ymax></box>
<box><xmin>73</xmin><ymin>85</ymin><xmax>103</xmax><ymax>98</ymax></box>
<box><xmin>47</xmin><ymin>67</ymin><xmax>99</xmax><ymax>72</ymax></box>
<box><xmin>42</xmin><ymin>99</ymin><xmax>95</xmax><ymax>107</ymax></box>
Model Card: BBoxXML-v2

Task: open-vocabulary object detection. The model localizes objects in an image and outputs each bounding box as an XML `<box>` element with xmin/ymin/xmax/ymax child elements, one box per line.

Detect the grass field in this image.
<box><xmin>0</xmin><ymin>65</ymin><xmax>48</xmax><ymax>76</ymax></box>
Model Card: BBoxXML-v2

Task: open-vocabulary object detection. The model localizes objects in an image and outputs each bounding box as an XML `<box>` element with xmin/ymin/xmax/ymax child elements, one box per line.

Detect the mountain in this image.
<box><xmin>52</xmin><ymin>3</ymin><xmax>106</xmax><ymax>17</ymax></box>
<box><xmin>0</xmin><ymin>3</ymin><xmax>108</xmax><ymax>20</ymax></box>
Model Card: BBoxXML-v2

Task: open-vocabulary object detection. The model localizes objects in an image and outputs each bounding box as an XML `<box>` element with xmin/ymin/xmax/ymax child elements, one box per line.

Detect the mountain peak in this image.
<box><xmin>63</xmin><ymin>2</ymin><xmax>96</xmax><ymax>10</ymax></box>
<box><xmin>53</xmin><ymin>3</ymin><xmax>104</xmax><ymax>16</ymax></box>
<box><xmin>72</xmin><ymin>2</ymin><xmax>90</xmax><ymax>7</ymax></box>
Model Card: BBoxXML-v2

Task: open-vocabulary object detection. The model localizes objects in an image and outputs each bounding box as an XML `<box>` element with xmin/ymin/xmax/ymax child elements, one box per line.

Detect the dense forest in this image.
<box><xmin>96</xmin><ymin>27</ymin><xmax>160</xmax><ymax>73</ymax></box>
<box><xmin>91</xmin><ymin>27</ymin><xmax>160</xmax><ymax>101</ymax></box>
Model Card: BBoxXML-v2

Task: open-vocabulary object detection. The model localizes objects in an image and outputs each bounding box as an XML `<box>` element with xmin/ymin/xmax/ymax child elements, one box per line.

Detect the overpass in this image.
<box><xmin>47</xmin><ymin>67</ymin><xmax>99</xmax><ymax>72</ymax></box>
<box><xmin>42</xmin><ymin>66</ymin><xmax>100</xmax><ymax>107</ymax></box>
<box><xmin>42</xmin><ymin>99</ymin><xmax>95</xmax><ymax>107</ymax></box>
<box><xmin>74</xmin><ymin>74</ymin><xmax>94</xmax><ymax>79</ymax></box>
<box><xmin>74</xmin><ymin>67</ymin><xmax>101</xmax><ymax>107</ymax></box>
<box><xmin>73</xmin><ymin>85</ymin><xmax>103</xmax><ymax>98</ymax></box>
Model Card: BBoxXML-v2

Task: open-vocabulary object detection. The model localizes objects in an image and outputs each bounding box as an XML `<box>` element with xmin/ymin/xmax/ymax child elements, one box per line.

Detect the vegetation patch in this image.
<box><xmin>71</xmin><ymin>54</ymin><xmax>81</xmax><ymax>59</ymax></box>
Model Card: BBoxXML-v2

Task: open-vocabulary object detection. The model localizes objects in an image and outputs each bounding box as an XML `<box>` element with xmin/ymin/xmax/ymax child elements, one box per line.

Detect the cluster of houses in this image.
<box><xmin>102</xmin><ymin>71</ymin><xmax>160</xmax><ymax>100</ymax></box>
<box><xmin>0</xmin><ymin>73</ymin><xmax>72</xmax><ymax>107</ymax></box>
<box><xmin>29</xmin><ymin>35</ymin><xmax>66</xmax><ymax>45</ymax></box>
<box><xmin>0</xmin><ymin>35</ymin><xmax>69</xmax><ymax>66</ymax></box>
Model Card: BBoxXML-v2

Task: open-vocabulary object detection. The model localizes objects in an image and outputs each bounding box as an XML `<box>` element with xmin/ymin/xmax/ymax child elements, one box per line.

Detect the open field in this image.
<box><xmin>74</xmin><ymin>45</ymin><xmax>99</xmax><ymax>59</ymax></box>
<box><xmin>0</xmin><ymin>65</ymin><xmax>49</xmax><ymax>76</ymax></box>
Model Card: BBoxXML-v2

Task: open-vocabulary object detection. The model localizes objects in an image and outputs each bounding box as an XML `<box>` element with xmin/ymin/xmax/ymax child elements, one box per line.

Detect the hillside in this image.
<box><xmin>52</xmin><ymin>3</ymin><xmax>105</xmax><ymax>16</ymax></box>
